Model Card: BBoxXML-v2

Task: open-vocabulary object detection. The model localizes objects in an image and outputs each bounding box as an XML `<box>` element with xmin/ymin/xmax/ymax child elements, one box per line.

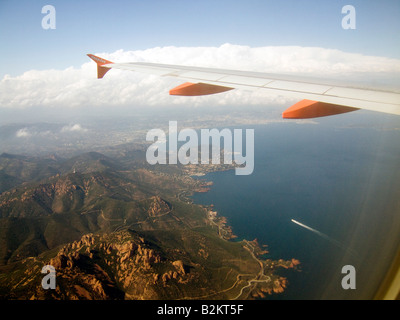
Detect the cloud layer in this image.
<box><xmin>1</xmin><ymin>44</ymin><xmax>400</xmax><ymax>110</ymax></box>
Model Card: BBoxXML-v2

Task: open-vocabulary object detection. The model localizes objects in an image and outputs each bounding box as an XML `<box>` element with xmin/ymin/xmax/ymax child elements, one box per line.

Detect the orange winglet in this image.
<box><xmin>87</xmin><ymin>54</ymin><xmax>114</xmax><ymax>79</ymax></box>
<box><xmin>169</xmin><ymin>82</ymin><xmax>234</xmax><ymax>96</ymax></box>
<box><xmin>282</xmin><ymin>99</ymin><xmax>359</xmax><ymax>119</ymax></box>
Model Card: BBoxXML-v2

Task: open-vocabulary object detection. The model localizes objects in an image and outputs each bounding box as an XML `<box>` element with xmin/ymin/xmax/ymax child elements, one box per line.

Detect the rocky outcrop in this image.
<box><xmin>172</xmin><ymin>260</ymin><xmax>186</xmax><ymax>275</ymax></box>
<box><xmin>25</xmin><ymin>230</ymin><xmax>195</xmax><ymax>300</ymax></box>
<box><xmin>147</xmin><ymin>196</ymin><xmax>171</xmax><ymax>217</ymax></box>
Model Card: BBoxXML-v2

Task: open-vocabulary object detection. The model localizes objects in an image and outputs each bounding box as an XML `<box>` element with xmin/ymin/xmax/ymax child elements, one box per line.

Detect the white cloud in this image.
<box><xmin>61</xmin><ymin>123</ymin><xmax>88</xmax><ymax>133</ymax></box>
<box><xmin>15</xmin><ymin>128</ymin><xmax>31</xmax><ymax>138</ymax></box>
<box><xmin>1</xmin><ymin>44</ymin><xmax>400</xmax><ymax>110</ymax></box>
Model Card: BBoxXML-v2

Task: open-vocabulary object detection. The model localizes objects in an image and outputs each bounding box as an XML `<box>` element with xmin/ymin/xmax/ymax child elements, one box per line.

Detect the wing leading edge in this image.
<box><xmin>87</xmin><ymin>54</ymin><xmax>400</xmax><ymax>119</ymax></box>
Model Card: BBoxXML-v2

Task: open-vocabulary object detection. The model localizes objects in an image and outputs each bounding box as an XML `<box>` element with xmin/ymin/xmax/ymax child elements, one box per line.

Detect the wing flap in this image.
<box><xmin>219</xmin><ymin>75</ymin><xmax>273</xmax><ymax>87</ymax></box>
<box><xmin>324</xmin><ymin>87</ymin><xmax>400</xmax><ymax>105</ymax></box>
<box><xmin>265</xmin><ymin>80</ymin><xmax>332</xmax><ymax>95</ymax></box>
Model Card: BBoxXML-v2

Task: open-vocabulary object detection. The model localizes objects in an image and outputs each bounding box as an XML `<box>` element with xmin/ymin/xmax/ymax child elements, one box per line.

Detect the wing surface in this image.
<box><xmin>87</xmin><ymin>54</ymin><xmax>400</xmax><ymax>119</ymax></box>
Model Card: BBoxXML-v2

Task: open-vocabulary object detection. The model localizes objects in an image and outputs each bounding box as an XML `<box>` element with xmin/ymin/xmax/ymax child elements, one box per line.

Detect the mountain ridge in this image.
<box><xmin>0</xmin><ymin>150</ymin><xmax>300</xmax><ymax>300</ymax></box>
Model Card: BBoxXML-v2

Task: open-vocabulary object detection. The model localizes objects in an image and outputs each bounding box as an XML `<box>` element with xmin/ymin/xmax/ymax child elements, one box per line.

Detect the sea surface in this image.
<box><xmin>192</xmin><ymin>112</ymin><xmax>400</xmax><ymax>299</ymax></box>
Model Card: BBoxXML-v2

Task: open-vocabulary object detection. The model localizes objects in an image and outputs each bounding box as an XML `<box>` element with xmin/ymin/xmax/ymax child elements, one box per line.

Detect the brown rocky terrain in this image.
<box><xmin>0</xmin><ymin>151</ymin><xmax>300</xmax><ymax>300</ymax></box>
<box><xmin>3</xmin><ymin>230</ymin><xmax>197</xmax><ymax>300</ymax></box>
<box><xmin>146</xmin><ymin>196</ymin><xmax>172</xmax><ymax>217</ymax></box>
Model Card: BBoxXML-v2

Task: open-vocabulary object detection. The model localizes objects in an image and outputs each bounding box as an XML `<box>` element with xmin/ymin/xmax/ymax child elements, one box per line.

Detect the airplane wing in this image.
<box><xmin>87</xmin><ymin>54</ymin><xmax>400</xmax><ymax>119</ymax></box>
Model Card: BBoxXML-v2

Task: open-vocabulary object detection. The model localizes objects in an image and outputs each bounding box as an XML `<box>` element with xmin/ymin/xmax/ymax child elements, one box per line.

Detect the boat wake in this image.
<box><xmin>291</xmin><ymin>219</ymin><xmax>359</xmax><ymax>259</ymax></box>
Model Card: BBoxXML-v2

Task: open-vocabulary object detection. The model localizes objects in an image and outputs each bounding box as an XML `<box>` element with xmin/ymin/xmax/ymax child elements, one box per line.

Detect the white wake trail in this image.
<box><xmin>291</xmin><ymin>219</ymin><xmax>358</xmax><ymax>258</ymax></box>
<box><xmin>291</xmin><ymin>219</ymin><xmax>333</xmax><ymax>242</ymax></box>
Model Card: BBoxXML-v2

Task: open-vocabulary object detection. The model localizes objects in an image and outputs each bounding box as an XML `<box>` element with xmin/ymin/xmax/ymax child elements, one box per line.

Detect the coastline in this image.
<box><xmin>188</xmin><ymin>171</ymin><xmax>301</xmax><ymax>299</ymax></box>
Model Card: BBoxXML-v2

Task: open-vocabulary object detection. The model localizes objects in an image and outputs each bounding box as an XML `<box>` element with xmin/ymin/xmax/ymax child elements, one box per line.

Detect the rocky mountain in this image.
<box><xmin>0</xmin><ymin>153</ymin><xmax>59</xmax><ymax>193</ymax></box>
<box><xmin>0</xmin><ymin>150</ymin><xmax>300</xmax><ymax>300</ymax></box>
<box><xmin>0</xmin><ymin>152</ymin><xmax>162</xmax><ymax>265</ymax></box>
<box><xmin>2</xmin><ymin>230</ymin><xmax>201</xmax><ymax>300</ymax></box>
<box><xmin>59</xmin><ymin>151</ymin><xmax>124</xmax><ymax>175</ymax></box>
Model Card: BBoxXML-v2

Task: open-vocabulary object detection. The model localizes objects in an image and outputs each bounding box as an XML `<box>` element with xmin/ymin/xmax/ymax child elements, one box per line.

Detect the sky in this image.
<box><xmin>1</xmin><ymin>0</ymin><xmax>399</xmax><ymax>75</ymax></box>
<box><xmin>0</xmin><ymin>0</ymin><xmax>399</xmax><ymax>112</ymax></box>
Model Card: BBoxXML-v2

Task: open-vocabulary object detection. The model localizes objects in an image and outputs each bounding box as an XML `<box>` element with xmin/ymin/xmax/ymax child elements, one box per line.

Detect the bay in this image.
<box><xmin>192</xmin><ymin>114</ymin><xmax>400</xmax><ymax>299</ymax></box>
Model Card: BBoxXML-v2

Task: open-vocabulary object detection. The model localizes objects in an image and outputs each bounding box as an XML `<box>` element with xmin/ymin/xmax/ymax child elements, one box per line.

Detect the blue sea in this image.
<box><xmin>192</xmin><ymin>112</ymin><xmax>400</xmax><ymax>299</ymax></box>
